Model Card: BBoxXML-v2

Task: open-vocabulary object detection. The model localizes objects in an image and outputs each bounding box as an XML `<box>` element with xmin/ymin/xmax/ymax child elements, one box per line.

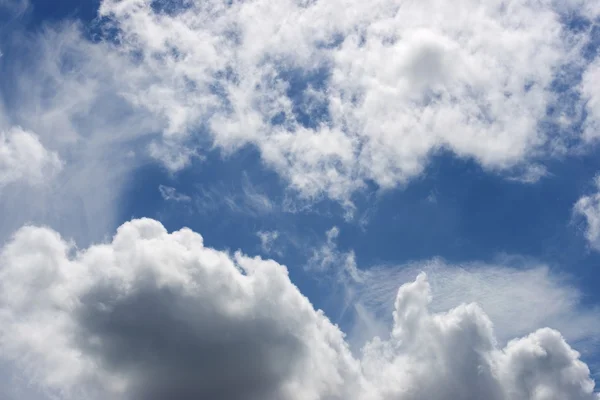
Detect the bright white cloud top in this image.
<box><xmin>0</xmin><ymin>218</ymin><xmax>597</xmax><ymax>400</ymax></box>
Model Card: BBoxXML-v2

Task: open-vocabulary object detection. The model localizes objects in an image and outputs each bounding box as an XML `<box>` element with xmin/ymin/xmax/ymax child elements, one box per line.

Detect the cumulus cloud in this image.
<box><xmin>0</xmin><ymin>127</ymin><xmax>62</xmax><ymax>188</ymax></box>
<box><xmin>87</xmin><ymin>0</ymin><xmax>600</xmax><ymax>202</ymax></box>
<box><xmin>574</xmin><ymin>175</ymin><xmax>600</xmax><ymax>250</ymax></box>
<box><xmin>351</xmin><ymin>260</ymin><xmax>600</xmax><ymax>348</ymax></box>
<box><xmin>0</xmin><ymin>219</ymin><xmax>597</xmax><ymax>400</ymax></box>
<box><xmin>308</xmin><ymin>227</ymin><xmax>600</xmax><ymax>351</ymax></box>
<box><xmin>0</xmin><ymin>0</ymin><xmax>598</xmax><ymax>233</ymax></box>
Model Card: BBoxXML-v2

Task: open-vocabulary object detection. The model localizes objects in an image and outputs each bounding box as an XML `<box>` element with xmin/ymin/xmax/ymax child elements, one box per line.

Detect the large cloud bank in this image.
<box><xmin>4</xmin><ymin>0</ymin><xmax>600</xmax><ymax>207</ymax></box>
<box><xmin>91</xmin><ymin>0</ymin><xmax>600</xmax><ymax>200</ymax></box>
<box><xmin>0</xmin><ymin>0</ymin><xmax>599</xmax><ymax>243</ymax></box>
<box><xmin>0</xmin><ymin>218</ymin><xmax>597</xmax><ymax>400</ymax></box>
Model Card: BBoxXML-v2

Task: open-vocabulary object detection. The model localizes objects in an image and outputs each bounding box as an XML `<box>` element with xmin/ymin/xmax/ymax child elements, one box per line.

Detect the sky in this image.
<box><xmin>1</xmin><ymin>0</ymin><xmax>600</xmax><ymax>399</ymax></box>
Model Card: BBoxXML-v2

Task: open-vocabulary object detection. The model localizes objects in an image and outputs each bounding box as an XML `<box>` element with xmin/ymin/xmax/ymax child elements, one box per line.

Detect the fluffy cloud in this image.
<box><xmin>574</xmin><ymin>175</ymin><xmax>600</xmax><ymax>251</ymax></box>
<box><xmin>90</xmin><ymin>0</ymin><xmax>600</xmax><ymax>202</ymax></box>
<box><xmin>0</xmin><ymin>218</ymin><xmax>597</xmax><ymax>399</ymax></box>
<box><xmin>1</xmin><ymin>0</ymin><xmax>599</xmax><ymax>240</ymax></box>
<box><xmin>0</xmin><ymin>127</ymin><xmax>62</xmax><ymax>188</ymax></box>
<box><xmin>350</xmin><ymin>260</ymin><xmax>600</xmax><ymax>348</ymax></box>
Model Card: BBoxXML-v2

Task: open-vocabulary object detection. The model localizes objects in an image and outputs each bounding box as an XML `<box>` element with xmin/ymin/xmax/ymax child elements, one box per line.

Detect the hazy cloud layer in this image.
<box><xmin>0</xmin><ymin>219</ymin><xmax>597</xmax><ymax>400</ymax></box>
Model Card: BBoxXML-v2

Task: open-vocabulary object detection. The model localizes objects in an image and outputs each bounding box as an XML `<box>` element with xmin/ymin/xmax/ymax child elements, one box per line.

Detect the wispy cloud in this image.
<box><xmin>158</xmin><ymin>185</ymin><xmax>191</xmax><ymax>203</ymax></box>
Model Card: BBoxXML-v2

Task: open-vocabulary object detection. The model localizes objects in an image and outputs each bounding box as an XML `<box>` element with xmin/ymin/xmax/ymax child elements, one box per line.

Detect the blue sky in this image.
<box><xmin>2</xmin><ymin>1</ymin><xmax>600</xmax><ymax>399</ymax></box>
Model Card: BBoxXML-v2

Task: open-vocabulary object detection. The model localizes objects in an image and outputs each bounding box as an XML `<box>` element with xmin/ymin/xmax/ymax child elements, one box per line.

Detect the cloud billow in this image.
<box><xmin>0</xmin><ymin>219</ymin><xmax>597</xmax><ymax>400</ymax></box>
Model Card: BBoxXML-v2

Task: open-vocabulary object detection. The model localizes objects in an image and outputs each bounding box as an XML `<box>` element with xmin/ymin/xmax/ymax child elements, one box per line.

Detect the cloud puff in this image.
<box><xmin>0</xmin><ymin>127</ymin><xmax>62</xmax><ymax>188</ymax></box>
<box><xmin>90</xmin><ymin>0</ymin><xmax>600</xmax><ymax>202</ymax></box>
<box><xmin>0</xmin><ymin>218</ymin><xmax>597</xmax><ymax>399</ymax></box>
<box><xmin>573</xmin><ymin>175</ymin><xmax>600</xmax><ymax>251</ymax></box>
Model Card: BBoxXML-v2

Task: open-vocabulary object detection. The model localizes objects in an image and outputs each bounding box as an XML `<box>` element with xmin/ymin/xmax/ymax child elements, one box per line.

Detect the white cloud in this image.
<box><xmin>0</xmin><ymin>219</ymin><xmax>597</xmax><ymax>399</ymax></box>
<box><xmin>257</xmin><ymin>230</ymin><xmax>280</xmax><ymax>254</ymax></box>
<box><xmin>88</xmin><ymin>0</ymin><xmax>600</xmax><ymax>203</ymax></box>
<box><xmin>195</xmin><ymin>174</ymin><xmax>275</xmax><ymax>217</ymax></box>
<box><xmin>351</xmin><ymin>260</ymin><xmax>600</xmax><ymax>348</ymax></box>
<box><xmin>506</xmin><ymin>164</ymin><xmax>549</xmax><ymax>184</ymax></box>
<box><xmin>573</xmin><ymin>175</ymin><xmax>600</xmax><ymax>251</ymax></box>
<box><xmin>0</xmin><ymin>23</ymin><xmax>161</xmax><ymax>243</ymax></box>
<box><xmin>158</xmin><ymin>184</ymin><xmax>191</xmax><ymax>202</ymax></box>
<box><xmin>307</xmin><ymin>227</ymin><xmax>600</xmax><ymax>352</ymax></box>
<box><xmin>0</xmin><ymin>0</ymin><xmax>598</xmax><ymax>235</ymax></box>
<box><xmin>0</xmin><ymin>127</ymin><xmax>62</xmax><ymax>188</ymax></box>
<box><xmin>0</xmin><ymin>219</ymin><xmax>364</xmax><ymax>400</ymax></box>
<box><xmin>582</xmin><ymin>59</ymin><xmax>600</xmax><ymax>141</ymax></box>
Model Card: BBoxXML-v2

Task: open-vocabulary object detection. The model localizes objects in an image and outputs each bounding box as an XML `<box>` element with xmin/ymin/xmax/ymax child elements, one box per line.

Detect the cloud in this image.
<box><xmin>582</xmin><ymin>58</ymin><xmax>600</xmax><ymax>141</ymax></box>
<box><xmin>308</xmin><ymin>227</ymin><xmax>600</xmax><ymax>352</ymax></box>
<box><xmin>195</xmin><ymin>174</ymin><xmax>275</xmax><ymax>217</ymax></box>
<box><xmin>0</xmin><ymin>0</ymin><xmax>598</xmax><ymax>232</ymax></box>
<box><xmin>573</xmin><ymin>175</ymin><xmax>600</xmax><ymax>251</ymax></box>
<box><xmin>506</xmin><ymin>164</ymin><xmax>549</xmax><ymax>184</ymax></box>
<box><xmin>351</xmin><ymin>260</ymin><xmax>600</xmax><ymax>349</ymax></box>
<box><xmin>88</xmin><ymin>0</ymin><xmax>600</xmax><ymax>203</ymax></box>
<box><xmin>0</xmin><ymin>22</ymin><xmax>160</xmax><ymax>243</ymax></box>
<box><xmin>0</xmin><ymin>218</ymin><xmax>597</xmax><ymax>399</ymax></box>
<box><xmin>0</xmin><ymin>127</ymin><xmax>62</xmax><ymax>188</ymax></box>
<box><xmin>0</xmin><ymin>219</ymin><xmax>363</xmax><ymax>400</ymax></box>
<box><xmin>158</xmin><ymin>184</ymin><xmax>191</xmax><ymax>202</ymax></box>
<box><xmin>0</xmin><ymin>0</ymin><xmax>29</xmax><ymax>18</ymax></box>
<box><xmin>257</xmin><ymin>230</ymin><xmax>280</xmax><ymax>254</ymax></box>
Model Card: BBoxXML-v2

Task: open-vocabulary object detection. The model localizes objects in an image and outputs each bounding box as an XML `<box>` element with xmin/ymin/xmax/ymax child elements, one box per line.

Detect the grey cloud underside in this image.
<box><xmin>78</xmin><ymin>287</ymin><xmax>303</xmax><ymax>400</ymax></box>
<box><xmin>0</xmin><ymin>219</ymin><xmax>597</xmax><ymax>400</ymax></box>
